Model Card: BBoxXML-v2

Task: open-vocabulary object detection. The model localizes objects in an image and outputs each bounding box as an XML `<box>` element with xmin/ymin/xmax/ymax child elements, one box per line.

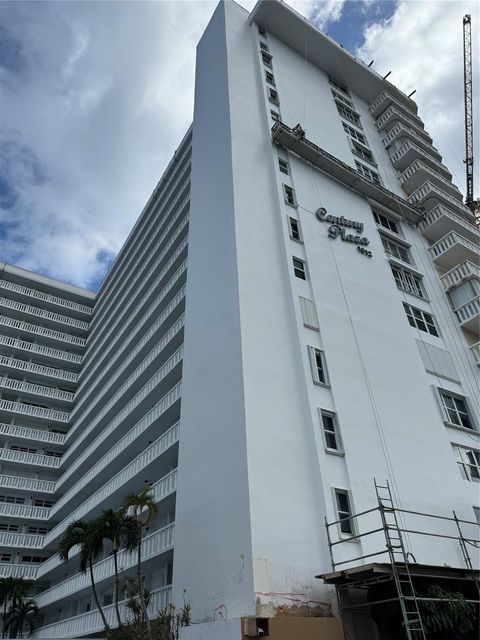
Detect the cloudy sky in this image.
<box><xmin>1</xmin><ymin>0</ymin><xmax>478</xmax><ymax>291</ymax></box>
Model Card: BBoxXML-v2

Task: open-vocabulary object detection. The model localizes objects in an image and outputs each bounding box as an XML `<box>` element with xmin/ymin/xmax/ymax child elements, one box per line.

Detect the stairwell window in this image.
<box><xmin>288</xmin><ymin>217</ymin><xmax>302</xmax><ymax>243</ymax></box>
<box><xmin>268</xmin><ymin>88</ymin><xmax>279</xmax><ymax>105</ymax></box>
<box><xmin>334</xmin><ymin>489</ymin><xmax>354</xmax><ymax>535</ymax></box>
<box><xmin>283</xmin><ymin>184</ymin><xmax>297</xmax><ymax>207</ymax></box>
<box><xmin>258</xmin><ymin>26</ymin><xmax>267</xmax><ymax>38</ymax></box>
<box><xmin>321</xmin><ymin>411</ymin><xmax>343</xmax><ymax>452</ymax></box>
<box><xmin>265</xmin><ymin>70</ymin><xmax>275</xmax><ymax>86</ymax></box>
<box><xmin>453</xmin><ymin>445</ymin><xmax>480</xmax><ymax>482</ymax></box>
<box><xmin>278</xmin><ymin>158</ymin><xmax>289</xmax><ymax>175</ymax></box>
<box><xmin>391</xmin><ymin>265</ymin><xmax>425</xmax><ymax>298</ymax></box>
<box><xmin>262</xmin><ymin>52</ymin><xmax>272</xmax><ymax>68</ymax></box>
<box><xmin>382</xmin><ymin>236</ymin><xmax>412</xmax><ymax>264</ymax></box>
<box><xmin>439</xmin><ymin>391</ymin><xmax>475</xmax><ymax>431</ymax></box>
<box><xmin>260</xmin><ymin>41</ymin><xmax>269</xmax><ymax>52</ymax></box>
<box><xmin>308</xmin><ymin>346</ymin><xmax>329</xmax><ymax>386</ymax></box>
<box><xmin>270</xmin><ymin>110</ymin><xmax>281</xmax><ymax>122</ymax></box>
<box><xmin>403</xmin><ymin>303</ymin><xmax>439</xmax><ymax>336</ymax></box>
<box><xmin>292</xmin><ymin>257</ymin><xmax>306</xmax><ymax>280</ymax></box>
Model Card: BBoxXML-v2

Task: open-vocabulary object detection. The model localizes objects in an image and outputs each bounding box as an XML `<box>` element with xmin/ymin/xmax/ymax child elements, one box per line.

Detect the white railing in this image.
<box><xmin>36</xmin><ymin>524</ymin><xmax>175</xmax><ymax>607</ymax></box>
<box><xmin>369</xmin><ymin>90</ymin><xmax>422</xmax><ymax>124</ymax></box>
<box><xmin>0</xmin><ymin>422</ymin><xmax>66</xmax><ymax>445</ymax></box>
<box><xmin>0</xmin><ymin>315</ymin><xmax>86</xmax><ymax>347</ymax></box>
<box><xmin>455</xmin><ymin>296</ymin><xmax>480</xmax><ymax>326</ymax></box>
<box><xmin>0</xmin><ymin>335</ymin><xmax>82</xmax><ymax>365</ymax></box>
<box><xmin>0</xmin><ymin>355</ymin><xmax>78</xmax><ymax>382</ymax></box>
<box><xmin>0</xmin><ymin>562</ymin><xmax>38</xmax><ymax>579</ymax></box>
<box><xmin>32</xmin><ymin>585</ymin><xmax>172</xmax><ymax>638</ymax></box>
<box><xmin>389</xmin><ymin>140</ymin><xmax>450</xmax><ymax>177</ymax></box>
<box><xmin>428</xmin><ymin>231</ymin><xmax>479</xmax><ymax>261</ymax></box>
<box><xmin>376</xmin><ymin>105</ymin><xmax>431</xmax><ymax>142</ymax></box>
<box><xmin>0</xmin><ymin>532</ymin><xmax>44</xmax><ymax>548</ymax></box>
<box><xmin>0</xmin><ymin>502</ymin><xmax>50</xmax><ymax>519</ymax></box>
<box><xmin>0</xmin><ymin>377</ymin><xmax>74</xmax><ymax>403</ymax></box>
<box><xmin>382</xmin><ymin>122</ymin><xmax>441</xmax><ymax>159</ymax></box>
<box><xmin>0</xmin><ymin>297</ymin><xmax>89</xmax><ymax>331</ymax></box>
<box><xmin>0</xmin><ymin>280</ymin><xmax>93</xmax><ymax>315</ymax></box>
<box><xmin>419</xmin><ymin>204</ymin><xmax>479</xmax><ymax>240</ymax></box>
<box><xmin>399</xmin><ymin>160</ymin><xmax>462</xmax><ymax>199</ymax></box>
<box><xmin>0</xmin><ymin>473</ymin><xmax>56</xmax><ymax>493</ymax></box>
<box><xmin>440</xmin><ymin>261</ymin><xmax>480</xmax><ymax>290</ymax></box>
<box><xmin>0</xmin><ymin>399</ymin><xmax>69</xmax><ymax>423</ymax></box>
<box><xmin>470</xmin><ymin>342</ymin><xmax>480</xmax><ymax>365</ymax></box>
<box><xmin>0</xmin><ymin>448</ymin><xmax>61</xmax><ymax>468</ymax></box>
<box><xmin>409</xmin><ymin>181</ymin><xmax>472</xmax><ymax>216</ymax></box>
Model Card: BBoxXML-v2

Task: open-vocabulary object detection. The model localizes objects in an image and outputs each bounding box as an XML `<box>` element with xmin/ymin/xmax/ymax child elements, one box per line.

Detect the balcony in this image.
<box><xmin>428</xmin><ymin>232</ymin><xmax>479</xmax><ymax>270</ymax></box>
<box><xmin>389</xmin><ymin>140</ymin><xmax>452</xmax><ymax>179</ymax></box>
<box><xmin>399</xmin><ymin>161</ymin><xmax>463</xmax><ymax>200</ymax></box>
<box><xmin>0</xmin><ymin>315</ymin><xmax>86</xmax><ymax>349</ymax></box>
<box><xmin>0</xmin><ymin>562</ymin><xmax>38</xmax><ymax>579</ymax></box>
<box><xmin>0</xmin><ymin>531</ymin><xmax>44</xmax><ymax>549</ymax></box>
<box><xmin>408</xmin><ymin>181</ymin><xmax>473</xmax><ymax>217</ymax></box>
<box><xmin>36</xmin><ymin>524</ymin><xmax>175</xmax><ymax>607</ymax></box>
<box><xmin>0</xmin><ymin>422</ymin><xmax>66</xmax><ymax>445</ymax></box>
<box><xmin>369</xmin><ymin>90</ymin><xmax>422</xmax><ymax>124</ymax></box>
<box><xmin>0</xmin><ymin>399</ymin><xmax>70</xmax><ymax>423</ymax></box>
<box><xmin>0</xmin><ymin>501</ymin><xmax>50</xmax><ymax>520</ymax></box>
<box><xmin>382</xmin><ymin>122</ymin><xmax>442</xmax><ymax>161</ymax></box>
<box><xmin>418</xmin><ymin>205</ymin><xmax>479</xmax><ymax>244</ymax></box>
<box><xmin>0</xmin><ymin>297</ymin><xmax>89</xmax><ymax>332</ymax></box>
<box><xmin>375</xmin><ymin>105</ymin><xmax>432</xmax><ymax>144</ymax></box>
<box><xmin>0</xmin><ymin>448</ymin><xmax>61</xmax><ymax>469</ymax></box>
<box><xmin>0</xmin><ymin>355</ymin><xmax>78</xmax><ymax>383</ymax></box>
<box><xmin>0</xmin><ymin>473</ymin><xmax>56</xmax><ymax>493</ymax></box>
<box><xmin>0</xmin><ymin>335</ymin><xmax>82</xmax><ymax>366</ymax></box>
<box><xmin>454</xmin><ymin>297</ymin><xmax>480</xmax><ymax>337</ymax></box>
<box><xmin>0</xmin><ymin>279</ymin><xmax>93</xmax><ymax>316</ymax></box>
<box><xmin>0</xmin><ymin>377</ymin><xmax>74</xmax><ymax>404</ymax></box>
<box><xmin>470</xmin><ymin>342</ymin><xmax>480</xmax><ymax>365</ymax></box>
<box><xmin>440</xmin><ymin>261</ymin><xmax>480</xmax><ymax>291</ymax></box>
<box><xmin>33</xmin><ymin>586</ymin><xmax>172</xmax><ymax>638</ymax></box>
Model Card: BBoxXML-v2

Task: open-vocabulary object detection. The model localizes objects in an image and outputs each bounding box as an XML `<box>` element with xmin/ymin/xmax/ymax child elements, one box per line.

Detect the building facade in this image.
<box><xmin>0</xmin><ymin>1</ymin><xmax>478</xmax><ymax>638</ymax></box>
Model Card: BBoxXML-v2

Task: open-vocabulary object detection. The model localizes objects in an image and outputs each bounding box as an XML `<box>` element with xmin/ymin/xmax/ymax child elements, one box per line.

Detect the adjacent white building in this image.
<box><xmin>0</xmin><ymin>1</ymin><xmax>478</xmax><ymax>638</ymax></box>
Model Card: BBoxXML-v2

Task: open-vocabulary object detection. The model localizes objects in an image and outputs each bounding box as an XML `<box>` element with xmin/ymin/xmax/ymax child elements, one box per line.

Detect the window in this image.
<box><xmin>0</xmin><ymin>495</ymin><xmax>25</xmax><ymax>505</ymax></box>
<box><xmin>355</xmin><ymin>161</ymin><xmax>381</xmax><ymax>185</ymax></box>
<box><xmin>0</xmin><ymin>554</ymin><xmax>12</xmax><ymax>563</ymax></box>
<box><xmin>334</xmin><ymin>489</ymin><xmax>354</xmax><ymax>534</ymax></box>
<box><xmin>299</xmin><ymin>296</ymin><xmax>319</xmax><ymax>331</ymax></box>
<box><xmin>440</xmin><ymin>391</ymin><xmax>475</xmax><ymax>430</ymax></box>
<box><xmin>260</xmin><ymin>41</ymin><xmax>269</xmax><ymax>52</ymax></box>
<box><xmin>336</xmin><ymin>103</ymin><xmax>361</xmax><ymax>127</ymax></box>
<box><xmin>474</xmin><ymin>507</ymin><xmax>480</xmax><ymax>525</ymax></box>
<box><xmin>352</xmin><ymin>142</ymin><xmax>375</xmax><ymax>164</ymax></box>
<box><xmin>258</xmin><ymin>26</ymin><xmax>267</xmax><ymax>38</ymax></box>
<box><xmin>0</xmin><ymin>524</ymin><xmax>19</xmax><ymax>532</ymax></box>
<box><xmin>45</xmin><ymin>451</ymin><xmax>62</xmax><ymax>458</ymax></box>
<box><xmin>373</xmin><ymin>211</ymin><xmax>400</xmax><ymax>234</ymax></box>
<box><xmin>403</xmin><ymin>303</ymin><xmax>439</xmax><ymax>336</ymax></box>
<box><xmin>332</xmin><ymin>90</ymin><xmax>353</xmax><ymax>108</ymax></box>
<box><xmin>329</xmin><ymin>76</ymin><xmax>349</xmax><ymax>94</ymax></box>
<box><xmin>321</xmin><ymin>411</ymin><xmax>342</xmax><ymax>452</ymax></box>
<box><xmin>10</xmin><ymin>445</ymin><xmax>36</xmax><ymax>454</ymax></box>
<box><xmin>283</xmin><ymin>184</ymin><xmax>296</xmax><ymax>206</ymax></box>
<box><xmin>103</xmin><ymin>594</ymin><xmax>113</xmax><ymax>606</ymax></box>
<box><xmin>21</xmin><ymin>555</ymin><xmax>49</xmax><ymax>564</ymax></box>
<box><xmin>288</xmin><ymin>217</ymin><xmax>302</xmax><ymax>242</ymax></box>
<box><xmin>342</xmin><ymin>122</ymin><xmax>366</xmax><ymax>145</ymax></box>
<box><xmin>261</xmin><ymin>52</ymin><xmax>272</xmax><ymax>68</ymax></box>
<box><xmin>454</xmin><ymin>445</ymin><xmax>480</xmax><ymax>482</ymax></box>
<box><xmin>278</xmin><ymin>158</ymin><xmax>289</xmax><ymax>175</ymax></box>
<box><xmin>292</xmin><ymin>257</ymin><xmax>306</xmax><ymax>280</ymax></box>
<box><xmin>265</xmin><ymin>71</ymin><xmax>275</xmax><ymax>86</ymax></box>
<box><xmin>268</xmin><ymin>87</ymin><xmax>279</xmax><ymax>105</ymax></box>
<box><xmin>28</xmin><ymin>526</ymin><xmax>49</xmax><ymax>535</ymax></box>
<box><xmin>308</xmin><ymin>346</ymin><xmax>328</xmax><ymax>385</ymax></box>
<box><xmin>391</xmin><ymin>265</ymin><xmax>425</xmax><ymax>298</ymax></box>
<box><xmin>381</xmin><ymin>236</ymin><xmax>412</xmax><ymax>263</ymax></box>
<box><xmin>270</xmin><ymin>110</ymin><xmax>280</xmax><ymax>122</ymax></box>
<box><xmin>33</xmin><ymin>499</ymin><xmax>54</xmax><ymax>508</ymax></box>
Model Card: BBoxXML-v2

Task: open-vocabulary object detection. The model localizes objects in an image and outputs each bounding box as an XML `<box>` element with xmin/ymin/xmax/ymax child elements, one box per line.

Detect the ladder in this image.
<box><xmin>374</xmin><ymin>479</ymin><xmax>427</xmax><ymax>640</ymax></box>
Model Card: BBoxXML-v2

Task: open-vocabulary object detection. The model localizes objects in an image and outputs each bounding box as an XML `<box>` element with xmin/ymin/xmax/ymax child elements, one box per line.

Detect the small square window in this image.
<box><xmin>270</xmin><ymin>110</ymin><xmax>281</xmax><ymax>122</ymax></box>
<box><xmin>265</xmin><ymin>71</ymin><xmax>275</xmax><ymax>86</ymax></box>
<box><xmin>278</xmin><ymin>158</ymin><xmax>289</xmax><ymax>175</ymax></box>
<box><xmin>268</xmin><ymin>87</ymin><xmax>279</xmax><ymax>105</ymax></box>
<box><xmin>391</xmin><ymin>265</ymin><xmax>425</xmax><ymax>298</ymax></box>
<box><xmin>334</xmin><ymin>489</ymin><xmax>354</xmax><ymax>535</ymax></box>
<box><xmin>308</xmin><ymin>346</ymin><xmax>328</xmax><ymax>385</ymax></box>
<box><xmin>288</xmin><ymin>217</ymin><xmax>302</xmax><ymax>242</ymax></box>
<box><xmin>381</xmin><ymin>236</ymin><xmax>412</xmax><ymax>264</ymax></box>
<box><xmin>258</xmin><ymin>26</ymin><xmax>267</xmax><ymax>38</ymax></box>
<box><xmin>283</xmin><ymin>184</ymin><xmax>296</xmax><ymax>207</ymax></box>
<box><xmin>373</xmin><ymin>211</ymin><xmax>400</xmax><ymax>234</ymax></box>
<box><xmin>293</xmin><ymin>257</ymin><xmax>306</xmax><ymax>280</ymax></box>
<box><xmin>403</xmin><ymin>303</ymin><xmax>438</xmax><ymax>336</ymax></box>
<box><xmin>321</xmin><ymin>411</ymin><xmax>343</xmax><ymax>452</ymax></box>
<box><xmin>262</xmin><ymin>52</ymin><xmax>272</xmax><ymax>68</ymax></box>
<box><xmin>440</xmin><ymin>391</ymin><xmax>475</xmax><ymax>430</ymax></box>
<box><xmin>454</xmin><ymin>444</ymin><xmax>480</xmax><ymax>482</ymax></box>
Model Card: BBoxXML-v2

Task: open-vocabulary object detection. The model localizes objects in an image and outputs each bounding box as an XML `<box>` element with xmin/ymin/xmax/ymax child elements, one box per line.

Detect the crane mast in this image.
<box><xmin>462</xmin><ymin>14</ymin><xmax>475</xmax><ymax>214</ymax></box>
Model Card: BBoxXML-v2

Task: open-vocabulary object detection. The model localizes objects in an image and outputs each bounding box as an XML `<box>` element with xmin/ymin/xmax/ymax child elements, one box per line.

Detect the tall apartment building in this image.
<box><xmin>0</xmin><ymin>1</ymin><xmax>478</xmax><ymax>638</ymax></box>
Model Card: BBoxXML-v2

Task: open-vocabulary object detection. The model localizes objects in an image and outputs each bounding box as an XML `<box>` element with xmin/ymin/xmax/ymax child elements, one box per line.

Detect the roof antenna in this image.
<box><xmin>368</xmin><ymin>60</ymin><xmax>374</xmax><ymax>67</ymax></box>
<box><xmin>383</xmin><ymin>71</ymin><xmax>391</xmax><ymax>80</ymax></box>
<box><xmin>407</xmin><ymin>90</ymin><xmax>416</xmax><ymax>98</ymax></box>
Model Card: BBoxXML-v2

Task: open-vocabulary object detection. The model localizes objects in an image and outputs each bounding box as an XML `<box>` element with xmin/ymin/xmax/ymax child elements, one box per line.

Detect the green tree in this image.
<box><xmin>121</xmin><ymin>487</ymin><xmax>158</xmax><ymax>639</ymax></box>
<box><xmin>58</xmin><ymin>518</ymin><xmax>112</xmax><ymax>638</ymax></box>
<box><xmin>0</xmin><ymin>578</ymin><xmax>31</xmax><ymax>638</ymax></box>
<box><xmin>100</xmin><ymin>509</ymin><xmax>139</xmax><ymax>628</ymax></box>
<box><xmin>4</xmin><ymin>599</ymin><xmax>38</xmax><ymax>638</ymax></box>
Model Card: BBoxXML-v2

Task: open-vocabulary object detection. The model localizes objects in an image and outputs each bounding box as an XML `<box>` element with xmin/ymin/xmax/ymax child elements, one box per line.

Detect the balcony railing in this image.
<box><xmin>36</xmin><ymin>524</ymin><xmax>175</xmax><ymax>607</ymax></box>
<box><xmin>440</xmin><ymin>261</ymin><xmax>480</xmax><ymax>291</ymax></box>
<box><xmin>0</xmin><ymin>422</ymin><xmax>66</xmax><ymax>445</ymax></box>
<box><xmin>389</xmin><ymin>139</ymin><xmax>452</xmax><ymax>179</ymax></box>
<box><xmin>0</xmin><ymin>315</ymin><xmax>86</xmax><ymax>348</ymax></box>
<box><xmin>0</xmin><ymin>531</ymin><xmax>44</xmax><ymax>549</ymax></box>
<box><xmin>0</xmin><ymin>448</ymin><xmax>61</xmax><ymax>469</ymax></box>
<box><xmin>399</xmin><ymin>160</ymin><xmax>463</xmax><ymax>200</ymax></box>
<box><xmin>0</xmin><ymin>562</ymin><xmax>39</xmax><ymax>579</ymax></box>
<box><xmin>428</xmin><ymin>232</ymin><xmax>479</xmax><ymax>270</ymax></box>
<box><xmin>418</xmin><ymin>204</ymin><xmax>479</xmax><ymax>244</ymax></box>
<box><xmin>0</xmin><ymin>377</ymin><xmax>74</xmax><ymax>403</ymax></box>
<box><xmin>382</xmin><ymin>122</ymin><xmax>442</xmax><ymax>161</ymax></box>
<box><xmin>470</xmin><ymin>342</ymin><xmax>480</xmax><ymax>365</ymax></box>
<box><xmin>375</xmin><ymin>105</ymin><xmax>432</xmax><ymax>143</ymax></box>
<box><xmin>454</xmin><ymin>296</ymin><xmax>480</xmax><ymax>336</ymax></box>
<box><xmin>370</xmin><ymin>90</ymin><xmax>421</xmax><ymax>121</ymax></box>
<box><xmin>33</xmin><ymin>586</ymin><xmax>172</xmax><ymax>638</ymax></box>
<box><xmin>0</xmin><ymin>399</ymin><xmax>70</xmax><ymax>423</ymax></box>
<box><xmin>0</xmin><ymin>501</ymin><xmax>50</xmax><ymax>520</ymax></box>
<box><xmin>0</xmin><ymin>355</ymin><xmax>78</xmax><ymax>382</ymax></box>
<box><xmin>0</xmin><ymin>279</ymin><xmax>93</xmax><ymax>316</ymax></box>
<box><xmin>0</xmin><ymin>473</ymin><xmax>56</xmax><ymax>493</ymax></box>
<box><xmin>0</xmin><ymin>335</ymin><xmax>82</xmax><ymax>365</ymax></box>
<box><xmin>408</xmin><ymin>181</ymin><xmax>473</xmax><ymax>217</ymax></box>
<box><xmin>0</xmin><ymin>297</ymin><xmax>89</xmax><ymax>331</ymax></box>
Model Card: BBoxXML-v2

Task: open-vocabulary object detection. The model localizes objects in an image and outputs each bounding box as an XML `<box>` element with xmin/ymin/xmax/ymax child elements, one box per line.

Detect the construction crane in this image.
<box><xmin>462</xmin><ymin>14</ymin><xmax>478</xmax><ymax>220</ymax></box>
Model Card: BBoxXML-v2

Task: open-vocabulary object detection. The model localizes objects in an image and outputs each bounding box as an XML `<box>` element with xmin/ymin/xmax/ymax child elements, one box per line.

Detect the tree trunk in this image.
<box><xmin>112</xmin><ymin>546</ymin><xmax>122</xmax><ymax>628</ymax></box>
<box><xmin>89</xmin><ymin>558</ymin><xmax>111</xmax><ymax>638</ymax></box>
<box><xmin>137</xmin><ymin>524</ymin><xmax>152</xmax><ymax>640</ymax></box>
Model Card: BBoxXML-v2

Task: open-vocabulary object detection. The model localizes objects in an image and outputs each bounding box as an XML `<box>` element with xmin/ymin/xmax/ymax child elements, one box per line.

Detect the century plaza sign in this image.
<box><xmin>315</xmin><ymin>207</ymin><xmax>372</xmax><ymax>258</ymax></box>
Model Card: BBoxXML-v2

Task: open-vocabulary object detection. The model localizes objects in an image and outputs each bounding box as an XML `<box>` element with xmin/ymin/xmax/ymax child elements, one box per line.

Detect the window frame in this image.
<box><xmin>333</xmin><ymin>488</ymin><xmax>356</xmax><ymax>536</ymax></box>
<box><xmin>453</xmin><ymin>444</ymin><xmax>480</xmax><ymax>483</ymax></box>
<box><xmin>337</xmin><ymin>103</ymin><xmax>362</xmax><ymax>127</ymax></box>
<box><xmin>351</xmin><ymin>141</ymin><xmax>376</xmax><ymax>165</ymax></box>
<box><xmin>355</xmin><ymin>160</ymin><xmax>381</xmax><ymax>185</ymax></box>
<box><xmin>278</xmin><ymin>158</ymin><xmax>289</xmax><ymax>175</ymax></box>
<box><xmin>268</xmin><ymin>87</ymin><xmax>279</xmax><ymax>105</ymax></box>
<box><xmin>381</xmin><ymin>235</ymin><xmax>413</xmax><ymax>264</ymax></box>
<box><xmin>265</xmin><ymin>70</ymin><xmax>275</xmax><ymax>86</ymax></box>
<box><xmin>403</xmin><ymin>303</ymin><xmax>439</xmax><ymax>336</ymax></box>
<box><xmin>261</xmin><ymin>52</ymin><xmax>273</xmax><ymax>68</ymax></box>
<box><xmin>292</xmin><ymin>257</ymin><xmax>306</xmax><ymax>280</ymax></box>
<box><xmin>373</xmin><ymin>211</ymin><xmax>402</xmax><ymax>236</ymax></box>
<box><xmin>328</xmin><ymin>76</ymin><xmax>349</xmax><ymax>95</ymax></box>
<box><xmin>342</xmin><ymin>122</ymin><xmax>366</xmax><ymax>145</ymax></box>
<box><xmin>288</xmin><ymin>216</ymin><xmax>303</xmax><ymax>243</ymax></box>
<box><xmin>320</xmin><ymin>410</ymin><xmax>343</xmax><ymax>454</ymax></box>
<box><xmin>438</xmin><ymin>389</ymin><xmax>476</xmax><ymax>432</ymax></box>
<box><xmin>308</xmin><ymin>346</ymin><xmax>329</xmax><ymax>386</ymax></box>
<box><xmin>390</xmin><ymin>264</ymin><xmax>425</xmax><ymax>299</ymax></box>
<box><xmin>283</xmin><ymin>184</ymin><xmax>297</xmax><ymax>207</ymax></box>
<box><xmin>270</xmin><ymin>110</ymin><xmax>281</xmax><ymax>122</ymax></box>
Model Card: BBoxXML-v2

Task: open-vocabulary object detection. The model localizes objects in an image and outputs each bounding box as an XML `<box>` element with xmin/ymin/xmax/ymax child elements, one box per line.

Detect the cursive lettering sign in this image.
<box><xmin>316</xmin><ymin>207</ymin><xmax>372</xmax><ymax>258</ymax></box>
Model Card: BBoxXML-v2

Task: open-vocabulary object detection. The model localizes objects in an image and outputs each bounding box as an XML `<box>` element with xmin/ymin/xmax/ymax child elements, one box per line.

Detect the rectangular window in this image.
<box><xmin>33</xmin><ymin>499</ymin><xmax>54</xmax><ymax>508</ymax></box>
<box><xmin>308</xmin><ymin>346</ymin><xmax>328</xmax><ymax>385</ymax></box>
<box><xmin>278</xmin><ymin>158</ymin><xmax>289</xmax><ymax>175</ymax></box>
<box><xmin>352</xmin><ymin>142</ymin><xmax>375</xmax><ymax>164</ymax></box>
<box><xmin>321</xmin><ymin>411</ymin><xmax>342</xmax><ymax>452</ymax></box>
<box><xmin>288</xmin><ymin>217</ymin><xmax>302</xmax><ymax>242</ymax></box>
<box><xmin>355</xmin><ymin>161</ymin><xmax>381</xmax><ymax>185</ymax></box>
<box><xmin>265</xmin><ymin>70</ymin><xmax>275</xmax><ymax>86</ymax></box>
<box><xmin>10</xmin><ymin>445</ymin><xmax>36</xmax><ymax>454</ymax></box>
<box><xmin>299</xmin><ymin>296</ymin><xmax>319</xmax><ymax>331</ymax></box>
<box><xmin>374</xmin><ymin>211</ymin><xmax>400</xmax><ymax>234</ymax></box>
<box><xmin>0</xmin><ymin>554</ymin><xmax>12</xmax><ymax>563</ymax></box>
<box><xmin>403</xmin><ymin>303</ymin><xmax>439</xmax><ymax>336</ymax></box>
<box><xmin>270</xmin><ymin>110</ymin><xmax>280</xmax><ymax>122</ymax></box>
<box><xmin>329</xmin><ymin>76</ymin><xmax>349</xmax><ymax>94</ymax></box>
<box><xmin>260</xmin><ymin>41</ymin><xmax>269</xmax><ymax>52</ymax></box>
<box><xmin>332</xmin><ymin>90</ymin><xmax>354</xmax><ymax>108</ymax></box>
<box><xmin>45</xmin><ymin>451</ymin><xmax>62</xmax><ymax>458</ymax></box>
<box><xmin>283</xmin><ymin>184</ymin><xmax>296</xmax><ymax>207</ymax></box>
<box><xmin>454</xmin><ymin>445</ymin><xmax>480</xmax><ymax>482</ymax></box>
<box><xmin>21</xmin><ymin>556</ymin><xmax>49</xmax><ymax>564</ymax></box>
<box><xmin>292</xmin><ymin>257</ymin><xmax>306</xmax><ymax>280</ymax></box>
<box><xmin>474</xmin><ymin>507</ymin><xmax>480</xmax><ymax>525</ymax></box>
<box><xmin>391</xmin><ymin>265</ymin><xmax>425</xmax><ymax>298</ymax></box>
<box><xmin>337</xmin><ymin>103</ymin><xmax>361</xmax><ymax>127</ymax></box>
<box><xmin>261</xmin><ymin>52</ymin><xmax>272</xmax><ymax>68</ymax></box>
<box><xmin>342</xmin><ymin>122</ymin><xmax>366</xmax><ymax>145</ymax></box>
<box><xmin>258</xmin><ymin>26</ymin><xmax>267</xmax><ymax>38</ymax></box>
<box><xmin>0</xmin><ymin>524</ymin><xmax>19</xmax><ymax>532</ymax></box>
<box><xmin>381</xmin><ymin>236</ymin><xmax>412</xmax><ymax>263</ymax></box>
<box><xmin>268</xmin><ymin>87</ymin><xmax>279</xmax><ymax>105</ymax></box>
<box><xmin>440</xmin><ymin>391</ymin><xmax>475</xmax><ymax>430</ymax></box>
<box><xmin>103</xmin><ymin>594</ymin><xmax>113</xmax><ymax>606</ymax></box>
<box><xmin>28</xmin><ymin>526</ymin><xmax>49</xmax><ymax>535</ymax></box>
<box><xmin>334</xmin><ymin>489</ymin><xmax>354</xmax><ymax>534</ymax></box>
<box><xmin>0</xmin><ymin>495</ymin><xmax>25</xmax><ymax>505</ymax></box>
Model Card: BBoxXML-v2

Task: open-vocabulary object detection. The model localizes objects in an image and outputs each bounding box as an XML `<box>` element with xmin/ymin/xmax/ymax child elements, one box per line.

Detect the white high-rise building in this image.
<box><xmin>0</xmin><ymin>2</ymin><xmax>478</xmax><ymax>638</ymax></box>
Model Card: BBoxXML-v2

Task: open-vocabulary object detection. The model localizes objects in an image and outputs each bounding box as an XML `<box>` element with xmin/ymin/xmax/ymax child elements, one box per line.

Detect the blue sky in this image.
<box><xmin>0</xmin><ymin>0</ymin><xmax>478</xmax><ymax>291</ymax></box>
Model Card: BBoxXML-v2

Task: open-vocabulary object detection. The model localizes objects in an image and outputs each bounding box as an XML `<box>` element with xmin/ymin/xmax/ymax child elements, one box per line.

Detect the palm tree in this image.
<box><xmin>4</xmin><ymin>599</ymin><xmax>38</xmax><ymax>638</ymax></box>
<box><xmin>0</xmin><ymin>578</ymin><xmax>31</xmax><ymax>638</ymax></box>
<box><xmin>99</xmin><ymin>509</ymin><xmax>138</xmax><ymax>628</ymax></box>
<box><xmin>121</xmin><ymin>487</ymin><xmax>157</xmax><ymax>638</ymax></box>
<box><xmin>58</xmin><ymin>519</ymin><xmax>112</xmax><ymax>638</ymax></box>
